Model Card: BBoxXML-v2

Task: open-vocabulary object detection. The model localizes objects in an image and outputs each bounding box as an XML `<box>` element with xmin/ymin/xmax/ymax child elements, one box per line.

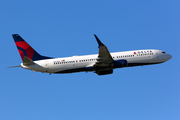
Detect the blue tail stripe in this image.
<box><xmin>32</xmin><ymin>51</ymin><xmax>52</xmax><ymax>61</ymax></box>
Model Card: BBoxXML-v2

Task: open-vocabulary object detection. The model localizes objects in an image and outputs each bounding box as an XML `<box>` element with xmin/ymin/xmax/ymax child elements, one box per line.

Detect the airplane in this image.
<box><xmin>10</xmin><ymin>34</ymin><xmax>172</xmax><ymax>75</ymax></box>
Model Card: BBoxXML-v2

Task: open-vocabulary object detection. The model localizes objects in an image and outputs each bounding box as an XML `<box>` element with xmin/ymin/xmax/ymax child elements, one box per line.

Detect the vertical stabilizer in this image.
<box><xmin>12</xmin><ymin>34</ymin><xmax>52</xmax><ymax>61</ymax></box>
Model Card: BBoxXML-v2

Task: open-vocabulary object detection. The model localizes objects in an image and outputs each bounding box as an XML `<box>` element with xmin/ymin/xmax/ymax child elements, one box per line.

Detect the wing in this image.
<box><xmin>93</xmin><ymin>34</ymin><xmax>114</xmax><ymax>69</ymax></box>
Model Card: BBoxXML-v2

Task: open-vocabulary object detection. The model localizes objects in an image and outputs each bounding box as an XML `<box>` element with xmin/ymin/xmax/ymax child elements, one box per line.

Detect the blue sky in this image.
<box><xmin>1</xmin><ymin>0</ymin><xmax>179</xmax><ymax>120</ymax></box>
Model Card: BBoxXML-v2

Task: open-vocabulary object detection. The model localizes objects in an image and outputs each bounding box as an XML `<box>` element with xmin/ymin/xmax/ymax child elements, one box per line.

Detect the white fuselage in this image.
<box><xmin>21</xmin><ymin>49</ymin><xmax>172</xmax><ymax>74</ymax></box>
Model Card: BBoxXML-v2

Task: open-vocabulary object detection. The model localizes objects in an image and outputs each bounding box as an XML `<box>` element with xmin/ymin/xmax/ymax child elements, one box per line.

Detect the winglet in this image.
<box><xmin>94</xmin><ymin>34</ymin><xmax>104</xmax><ymax>48</ymax></box>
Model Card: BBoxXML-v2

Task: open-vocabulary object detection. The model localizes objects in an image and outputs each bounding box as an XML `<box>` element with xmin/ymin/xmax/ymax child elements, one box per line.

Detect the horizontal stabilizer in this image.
<box><xmin>8</xmin><ymin>65</ymin><xmax>21</xmax><ymax>68</ymax></box>
<box><xmin>23</xmin><ymin>56</ymin><xmax>35</xmax><ymax>65</ymax></box>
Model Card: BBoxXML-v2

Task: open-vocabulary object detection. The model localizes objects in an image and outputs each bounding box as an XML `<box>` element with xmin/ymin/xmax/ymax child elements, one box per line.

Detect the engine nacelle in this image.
<box><xmin>112</xmin><ymin>59</ymin><xmax>128</xmax><ymax>68</ymax></box>
<box><xmin>96</xmin><ymin>69</ymin><xmax>113</xmax><ymax>75</ymax></box>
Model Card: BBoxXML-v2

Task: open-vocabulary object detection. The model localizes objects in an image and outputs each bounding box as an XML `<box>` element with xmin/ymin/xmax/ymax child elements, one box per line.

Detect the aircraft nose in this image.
<box><xmin>167</xmin><ymin>54</ymin><xmax>172</xmax><ymax>60</ymax></box>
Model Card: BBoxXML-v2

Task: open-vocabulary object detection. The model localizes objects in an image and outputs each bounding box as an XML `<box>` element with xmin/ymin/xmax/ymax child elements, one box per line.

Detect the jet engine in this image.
<box><xmin>112</xmin><ymin>60</ymin><xmax>128</xmax><ymax>68</ymax></box>
<box><xmin>95</xmin><ymin>69</ymin><xmax>113</xmax><ymax>75</ymax></box>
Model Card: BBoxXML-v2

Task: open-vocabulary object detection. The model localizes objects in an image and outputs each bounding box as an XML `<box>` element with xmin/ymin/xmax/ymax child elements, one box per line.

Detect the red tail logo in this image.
<box><xmin>12</xmin><ymin>34</ymin><xmax>52</xmax><ymax>61</ymax></box>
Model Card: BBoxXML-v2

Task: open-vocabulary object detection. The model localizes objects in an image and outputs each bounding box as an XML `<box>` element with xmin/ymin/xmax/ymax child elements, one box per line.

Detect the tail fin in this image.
<box><xmin>12</xmin><ymin>34</ymin><xmax>52</xmax><ymax>61</ymax></box>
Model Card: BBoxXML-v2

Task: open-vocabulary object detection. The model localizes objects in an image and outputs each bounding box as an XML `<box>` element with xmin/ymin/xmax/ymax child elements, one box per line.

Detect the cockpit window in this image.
<box><xmin>162</xmin><ymin>51</ymin><xmax>166</xmax><ymax>54</ymax></box>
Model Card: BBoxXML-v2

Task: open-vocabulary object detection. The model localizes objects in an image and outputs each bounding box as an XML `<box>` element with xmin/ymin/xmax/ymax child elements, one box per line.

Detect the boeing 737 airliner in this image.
<box><xmin>10</xmin><ymin>34</ymin><xmax>172</xmax><ymax>75</ymax></box>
